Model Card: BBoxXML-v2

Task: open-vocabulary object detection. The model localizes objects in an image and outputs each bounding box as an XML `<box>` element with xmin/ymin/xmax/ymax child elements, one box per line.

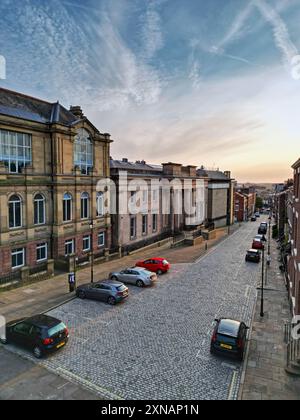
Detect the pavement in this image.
<box><xmin>241</xmin><ymin>232</ymin><xmax>300</xmax><ymax>400</ymax></box>
<box><xmin>1</xmin><ymin>221</ymin><xmax>260</xmax><ymax>400</ymax></box>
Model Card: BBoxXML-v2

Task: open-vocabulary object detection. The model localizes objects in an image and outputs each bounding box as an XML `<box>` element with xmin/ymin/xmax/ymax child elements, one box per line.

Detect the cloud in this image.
<box><xmin>254</xmin><ymin>0</ymin><xmax>298</xmax><ymax>65</ymax></box>
<box><xmin>139</xmin><ymin>0</ymin><xmax>165</xmax><ymax>62</ymax></box>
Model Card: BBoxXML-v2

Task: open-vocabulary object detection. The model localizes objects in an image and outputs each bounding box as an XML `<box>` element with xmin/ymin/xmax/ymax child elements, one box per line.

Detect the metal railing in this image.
<box><xmin>0</xmin><ymin>271</ymin><xmax>20</xmax><ymax>286</ymax></box>
<box><xmin>285</xmin><ymin>322</ymin><xmax>300</xmax><ymax>372</ymax></box>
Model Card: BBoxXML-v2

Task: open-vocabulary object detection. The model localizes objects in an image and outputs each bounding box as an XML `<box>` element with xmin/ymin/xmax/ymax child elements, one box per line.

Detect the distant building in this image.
<box><xmin>234</xmin><ymin>186</ymin><xmax>256</xmax><ymax>222</ymax></box>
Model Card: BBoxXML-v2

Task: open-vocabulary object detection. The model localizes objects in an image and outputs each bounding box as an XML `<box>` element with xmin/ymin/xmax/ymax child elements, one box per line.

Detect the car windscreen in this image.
<box><xmin>217</xmin><ymin>334</ymin><xmax>237</xmax><ymax>345</ymax></box>
<box><xmin>117</xmin><ymin>285</ymin><xmax>127</xmax><ymax>292</ymax></box>
<box><xmin>48</xmin><ymin>322</ymin><xmax>66</xmax><ymax>337</ymax></box>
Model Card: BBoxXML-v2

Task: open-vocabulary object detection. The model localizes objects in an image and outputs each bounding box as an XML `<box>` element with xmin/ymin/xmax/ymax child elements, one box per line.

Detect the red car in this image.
<box><xmin>136</xmin><ymin>258</ymin><xmax>170</xmax><ymax>275</ymax></box>
<box><xmin>252</xmin><ymin>239</ymin><xmax>264</xmax><ymax>250</ymax></box>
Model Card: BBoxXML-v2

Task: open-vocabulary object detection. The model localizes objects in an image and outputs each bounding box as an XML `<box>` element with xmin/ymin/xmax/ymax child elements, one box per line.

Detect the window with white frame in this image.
<box><xmin>36</xmin><ymin>243</ymin><xmax>48</xmax><ymax>262</ymax></box>
<box><xmin>98</xmin><ymin>232</ymin><xmax>105</xmax><ymax>247</ymax></box>
<box><xmin>34</xmin><ymin>194</ymin><xmax>46</xmax><ymax>225</ymax></box>
<box><xmin>96</xmin><ymin>192</ymin><xmax>104</xmax><ymax>217</ymax></box>
<box><xmin>9</xmin><ymin>194</ymin><xmax>22</xmax><ymax>229</ymax></box>
<box><xmin>81</xmin><ymin>192</ymin><xmax>90</xmax><ymax>219</ymax></box>
<box><xmin>0</xmin><ymin>130</ymin><xmax>32</xmax><ymax>173</ymax></box>
<box><xmin>63</xmin><ymin>193</ymin><xmax>72</xmax><ymax>222</ymax></box>
<box><xmin>83</xmin><ymin>235</ymin><xmax>91</xmax><ymax>252</ymax></box>
<box><xmin>74</xmin><ymin>128</ymin><xmax>93</xmax><ymax>175</ymax></box>
<box><xmin>12</xmin><ymin>248</ymin><xmax>25</xmax><ymax>269</ymax></box>
<box><xmin>65</xmin><ymin>239</ymin><xmax>75</xmax><ymax>256</ymax></box>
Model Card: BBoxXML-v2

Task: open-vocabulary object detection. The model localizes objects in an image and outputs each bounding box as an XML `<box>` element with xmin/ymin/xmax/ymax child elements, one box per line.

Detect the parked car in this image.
<box><xmin>136</xmin><ymin>258</ymin><xmax>170</xmax><ymax>275</ymax></box>
<box><xmin>252</xmin><ymin>239</ymin><xmax>264</xmax><ymax>250</ymax></box>
<box><xmin>254</xmin><ymin>234</ymin><xmax>266</xmax><ymax>242</ymax></box>
<box><xmin>210</xmin><ymin>318</ymin><xmax>249</xmax><ymax>361</ymax></box>
<box><xmin>0</xmin><ymin>315</ymin><xmax>69</xmax><ymax>359</ymax></box>
<box><xmin>245</xmin><ymin>249</ymin><xmax>261</xmax><ymax>263</ymax></box>
<box><xmin>255</xmin><ymin>212</ymin><xmax>260</xmax><ymax>218</ymax></box>
<box><xmin>258</xmin><ymin>222</ymin><xmax>268</xmax><ymax>235</ymax></box>
<box><xmin>109</xmin><ymin>267</ymin><xmax>157</xmax><ymax>287</ymax></box>
<box><xmin>76</xmin><ymin>280</ymin><xmax>129</xmax><ymax>305</ymax></box>
<box><xmin>251</xmin><ymin>216</ymin><xmax>257</xmax><ymax>222</ymax></box>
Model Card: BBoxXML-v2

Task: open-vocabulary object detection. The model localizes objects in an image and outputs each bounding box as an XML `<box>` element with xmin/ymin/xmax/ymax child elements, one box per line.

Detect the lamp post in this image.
<box><xmin>268</xmin><ymin>217</ymin><xmax>271</xmax><ymax>257</ymax></box>
<box><xmin>90</xmin><ymin>222</ymin><xmax>94</xmax><ymax>284</ymax></box>
<box><xmin>260</xmin><ymin>246</ymin><xmax>265</xmax><ymax>317</ymax></box>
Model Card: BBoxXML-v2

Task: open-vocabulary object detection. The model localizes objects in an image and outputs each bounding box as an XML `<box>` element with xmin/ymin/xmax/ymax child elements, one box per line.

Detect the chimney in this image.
<box><xmin>70</xmin><ymin>105</ymin><xmax>84</xmax><ymax>118</ymax></box>
<box><xmin>122</xmin><ymin>158</ymin><xmax>129</xmax><ymax>163</ymax></box>
<box><xmin>224</xmin><ymin>171</ymin><xmax>231</xmax><ymax>179</ymax></box>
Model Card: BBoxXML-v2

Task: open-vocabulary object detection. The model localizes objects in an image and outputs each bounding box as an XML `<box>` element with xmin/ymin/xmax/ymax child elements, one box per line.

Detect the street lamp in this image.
<box><xmin>90</xmin><ymin>222</ymin><xmax>94</xmax><ymax>284</ymax></box>
<box><xmin>268</xmin><ymin>218</ymin><xmax>271</xmax><ymax>256</ymax></box>
<box><xmin>260</xmin><ymin>246</ymin><xmax>265</xmax><ymax>317</ymax></box>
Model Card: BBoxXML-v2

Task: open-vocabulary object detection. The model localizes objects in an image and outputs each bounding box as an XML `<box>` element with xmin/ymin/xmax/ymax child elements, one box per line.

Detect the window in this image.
<box><xmin>9</xmin><ymin>195</ymin><xmax>22</xmax><ymax>229</ymax></box>
<box><xmin>63</xmin><ymin>193</ymin><xmax>72</xmax><ymax>222</ymax></box>
<box><xmin>65</xmin><ymin>239</ymin><xmax>75</xmax><ymax>256</ymax></box>
<box><xmin>96</xmin><ymin>192</ymin><xmax>104</xmax><ymax>217</ymax></box>
<box><xmin>81</xmin><ymin>192</ymin><xmax>89</xmax><ymax>219</ymax></box>
<box><xmin>36</xmin><ymin>243</ymin><xmax>47</xmax><ymax>262</ymax></box>
<box><xmin>12</xmin><ymin>248</ymin><xmax>25</xmax><ymax>269</ymax></box>
<box><xmin>74</xmin><ymin>128</ymin><xmax>93</xmax><ymax>175</ymax></box>
<box><xmin>0</xmin><ymin>130</ymin><xmax>32</xmax><ymax>173</ymax></box>
<box><xmin>142</xmin><ymin>215</ymin><xmax>148</xmax><ymax>235</ymax></box>
<box><xmin>34</xmin><ymin>194</ymin><xmax>46</xmax><ymax>225</ymax></box>
<box><xmin>98</xmin><ymin>232</ymin><xmax>105</xmax><ymax>247</ymax></box>
<box><xmin>152</xmin><ymin>214</ymin><xmax>158</xmax><ymax>232</ymax></box>
<box><xmin>130</xmin><ymin>217</ymin><xmax>136</xmax><ymax>239</ymax></box>
<box><xmin>83</xmin><ymin>235</ymin><xmax>91</xmax><ymax>252</ymax></box>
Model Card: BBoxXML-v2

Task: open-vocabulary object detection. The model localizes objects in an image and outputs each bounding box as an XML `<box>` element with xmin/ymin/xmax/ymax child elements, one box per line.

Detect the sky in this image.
<box><xmin>0</xmin><ymin>0</ymin><xmax>300</xmax><ymax>183</ymax></box>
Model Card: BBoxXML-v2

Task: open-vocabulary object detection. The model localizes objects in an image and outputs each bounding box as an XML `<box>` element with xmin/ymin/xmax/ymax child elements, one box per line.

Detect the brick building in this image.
<box><xmin>0</xmin><ymin>88</ymin><xmax>112</xmax><ymax>279</ymax></box>
<box><xmin>287</xmin><ymin>159</ymin><xmax>300</xmax><ymax>316</ymax></box>
<box><xmin>234</xmin><ymin>186</ymin><xmax>256</xmax><ymax>222</ymax></box>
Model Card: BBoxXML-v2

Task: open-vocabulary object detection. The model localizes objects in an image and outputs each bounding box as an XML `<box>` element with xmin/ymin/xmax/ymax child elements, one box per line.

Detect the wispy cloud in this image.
<box><xmin>139</xmin><ymin>0</ymin><xmax>165</xmax><ymax>62</ymax></box>
<box><xmin>254</xmin><ymin>0</ymin><xmax>298</xmax><ymax>65</ymax></box>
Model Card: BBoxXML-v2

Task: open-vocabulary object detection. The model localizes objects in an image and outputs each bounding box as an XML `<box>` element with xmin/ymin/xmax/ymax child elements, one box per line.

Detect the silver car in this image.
<box><xmin>109</xmin><ymin>267</ymin><xmax>157</xmax><ymax>287</ymax></box>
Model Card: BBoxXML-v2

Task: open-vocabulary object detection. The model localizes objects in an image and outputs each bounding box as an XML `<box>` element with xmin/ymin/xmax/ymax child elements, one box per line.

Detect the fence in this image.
<box><xmin>285</xmin><ymin>322</ymin><xmax>300</xmax><ymax>375</ymax></box>
<box><xmin>0</xmin><ymin>271</ymin><xmax>20</xmax><ymax>287</ymax></box>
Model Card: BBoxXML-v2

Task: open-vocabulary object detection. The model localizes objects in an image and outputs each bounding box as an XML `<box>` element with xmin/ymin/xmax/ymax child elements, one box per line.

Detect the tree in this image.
<box><xmin>256</xmin><ymin>196</ymin><xmax>263</xmax><ymax>209</ymax></box>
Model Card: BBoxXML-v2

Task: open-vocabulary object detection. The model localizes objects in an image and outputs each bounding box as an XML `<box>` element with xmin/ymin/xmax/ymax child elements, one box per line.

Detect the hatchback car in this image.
<box><xmin>246</xmin><ymin>249</ymin><xmax>261</xmax><ymax>263</ymax></box>
<box><xmin>251</xmin><ymin>216</ymin><xmax>257</xmax><ymax>222</ymax></box>
<box><xmin>258</xmin><ymin>223</ymin><xmax>268</xmax><ymax>235</ymax></box>
<box><xmin>109</xmin><ymin>267</ymin><xmax>157</xmax><ymax>287</ymax></box>
<box><xmin>210</xmin><ymin>318</ymin><xmax>249</xmax><ymax>361</ymax></box>
<box><xmin>76</xmin><ymin>280</ymin><xmax>129</xmax><ymax>305</ymax></box>
<box><xmin>136</xmin><ymin>258</ymin><xmax>170</xmax><ymax>275</ymax></box>
<box><xmin>0</xmin><ymin>315</ymin><xmax>69</xmax><ymax>359</ymax></box>
<box><xmin>252</xmin><ymin>239</ymin><xmax>264</xmax><ymax>250</ymax></box>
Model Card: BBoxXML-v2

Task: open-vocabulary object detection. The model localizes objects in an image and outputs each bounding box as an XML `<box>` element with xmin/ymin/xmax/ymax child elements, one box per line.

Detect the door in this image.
<box><xmin>10</xmin><ymin>322</ymin><xmax>34</xmax><ymax>349</ymax></box>
<box><xmin>93</xmin><ymin>284</ymin><xmax>110</xmax><ymax>301</ymax></box>
<box><xmin>121</xmin><ymin>270</ymin><xmax>133</xmax><ymax>284</ymax></box>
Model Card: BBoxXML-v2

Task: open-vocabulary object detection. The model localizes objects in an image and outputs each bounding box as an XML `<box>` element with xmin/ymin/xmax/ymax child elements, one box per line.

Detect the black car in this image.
<box><xmin>258</xmin><ymin>222</ymin><xmax>268</xmax><ymax>235</ymax></box>
<box><xmin>250</xmin><ymin>216</ymin><xmax>257</xmax><ymax>222</ymax></box>
<box><xmin>0</xmin><ymin>315</ymin><xmax>69</xmax><ymax>359</ymax></box>
<box><xmin>210</xmin><ymin>319</ymin><xmax>249</xmax><ymax>361</ymax></box>
<box><xmin>246</xmin><ymin>249</ymin><xmax>261</xmax><ymax>263</ymax></box>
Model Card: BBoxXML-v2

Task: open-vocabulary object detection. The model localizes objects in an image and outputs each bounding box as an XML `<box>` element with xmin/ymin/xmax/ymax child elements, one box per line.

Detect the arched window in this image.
<box><xmin>34</xmin><ymin>194</ymin><xmax>46</xmax><ymax>225</ymax></box>
<box><xmin>81</xmin><ymin>192</ymin><xmax>90</xmax><ymax>220</ymax></box>
<box><xmin>96</xmin><ymin>192</ymin><xmax>104</xmax><ymax>217</ymax></box>
<box><xmin>63</xmin><ymin>193</ymin><xmax>72</xmax><ymax>222</ymax></box>
<box><xmin>9</xmin><ymin>195</ymin><xmax>22</xmax><ymax>228</ymax></box>
<box><xmin>74</xmin><ymin>129</ymin><xmax>93</xmax><ymax>175</ymax></box>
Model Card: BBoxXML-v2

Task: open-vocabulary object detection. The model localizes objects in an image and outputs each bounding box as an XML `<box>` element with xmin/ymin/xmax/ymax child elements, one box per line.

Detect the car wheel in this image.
<box><xmin>108</xmin><ymin>296</ymin><xmax>116</xmax><ymax>306</ymax></box>
<box><xmin>78</xmin><ymin>291</ymin><xmax>86</xmax><ymax>299</ymax></box>
<box><xmin>136</xmin><ymin>280</ymin><xmax>144</xmax><ymax>288</ymax></box>
<box><xmin>111</xmin><ymin>276</ymin><xmax>118</xmax><ymax>281</ymax></box>
<box><xmin>238</xmin><ymin>351</ymin><xmax>244</xmax><ymax>362</ymax></box>
<box><xmin>157</xmin><ymin>270</ymin><xmax>163</xmax><ymax>275</ymax></box>
<box><xmin>33</xmin><ymin>346</ymin><xmax>43</xmax><ymax>359</ymax></box>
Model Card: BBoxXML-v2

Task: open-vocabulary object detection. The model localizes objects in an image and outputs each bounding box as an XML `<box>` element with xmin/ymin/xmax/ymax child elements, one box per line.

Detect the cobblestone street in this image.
<box><xmin>2</xmin><ymin>220</ymin><xmax>262</xmax><ymax>400</ymax></box>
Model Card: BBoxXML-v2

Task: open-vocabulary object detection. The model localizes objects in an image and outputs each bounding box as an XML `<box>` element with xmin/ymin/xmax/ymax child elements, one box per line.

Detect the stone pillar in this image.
<box><xmin>47</xmin><ymin>259</ymin><xmax>55</xmax><ymax>276</ymax></box>
<box><xmin>105</xmin><ymin>248</ymin><xmax>110</xmax><ymax>262</ymax></box>
<box><xmin>21</xmin><ymin>267</ymin><xmax>30</xmax><ymax>283</ymax></box>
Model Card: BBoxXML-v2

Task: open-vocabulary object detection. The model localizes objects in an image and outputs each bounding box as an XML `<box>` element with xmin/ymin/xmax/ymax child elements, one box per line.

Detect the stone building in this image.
<box><xmin>0</xmin><ymin>88</ymin><xmax>112</xmax><ymax>279</ymax></box>
<box><xmin>197</xmin><ymin>168</ymin><xmax>234</xmax><ymax>228</ymax></box>
<box><xmin>110</xmin><ymin>160</ymin><xmax>208</xmax><ymax>252</ymax></box>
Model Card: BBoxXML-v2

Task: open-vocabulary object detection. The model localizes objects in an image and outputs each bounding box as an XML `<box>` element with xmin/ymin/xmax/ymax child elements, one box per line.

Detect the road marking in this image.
<box><xmin>228</xmin><ymin>370</ymin><xmax>239</xmax><ymax>400</ymax></box>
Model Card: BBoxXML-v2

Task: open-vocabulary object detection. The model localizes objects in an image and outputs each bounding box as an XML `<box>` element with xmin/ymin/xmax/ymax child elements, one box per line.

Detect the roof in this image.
<box><xmin>27</xmin><ymin>314</ymin><xmax>61</xmax><ymax>327</ymax></box>
<box><xmin>197</xmin><ymin>168</ymin><xmax>230</xmax><ymax>181</ymax></box>
<box><xmin>110</xmin><ymin>159</ymin><xmax>162</xmax><ymax>174</ymax></box>
<box><xmin>0</xmin><ymin>87</ymin><xmax>78</xmax><ymax>126</ymax></box>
